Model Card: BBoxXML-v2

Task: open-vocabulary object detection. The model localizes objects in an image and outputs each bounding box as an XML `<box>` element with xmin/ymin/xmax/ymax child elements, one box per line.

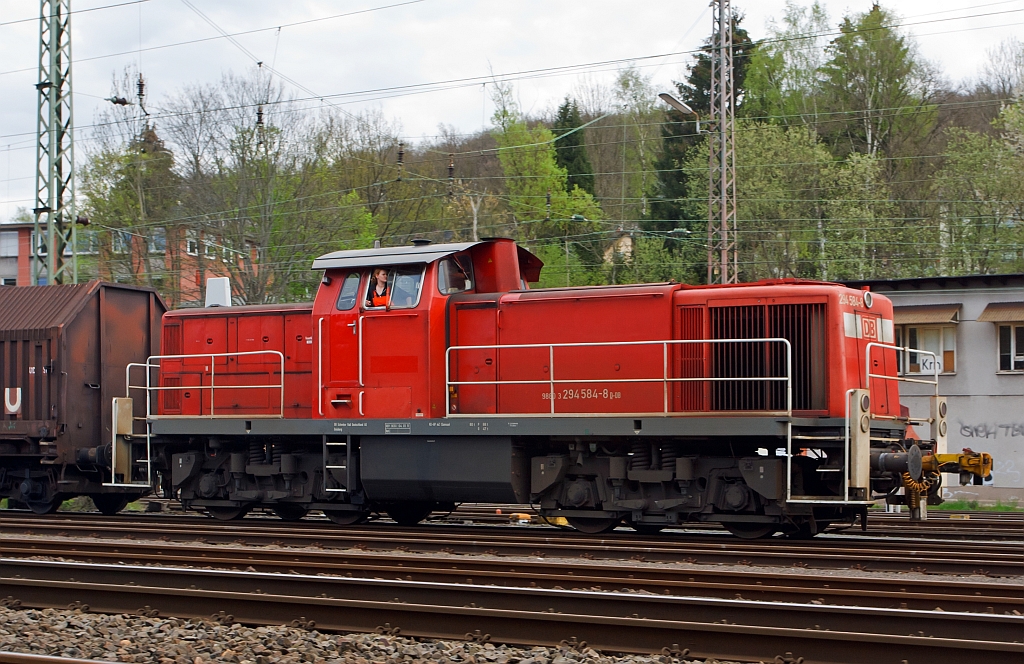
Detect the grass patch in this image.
<box><xmin>59</xmin><ymin>496</ymin><xmax>95</xmax><ymax>512</ymax></box>
<box><xmin>934</xmin><ymin>498</ymin><xmax>1022</xmax><ymax>511</ymax></box>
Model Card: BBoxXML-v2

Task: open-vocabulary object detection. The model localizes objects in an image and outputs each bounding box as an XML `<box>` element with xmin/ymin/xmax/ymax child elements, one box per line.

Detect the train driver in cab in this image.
<box><xmin>366</xmin><ymin>267</ymin><xmax>389</xmax><ymax>308</ymax></box>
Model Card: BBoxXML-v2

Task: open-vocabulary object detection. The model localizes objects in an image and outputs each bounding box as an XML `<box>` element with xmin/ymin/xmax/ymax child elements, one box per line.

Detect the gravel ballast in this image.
<box><xmin>0</xmin><ymin>606</ymin><xmax>730</xmax><ymax>664</ymax></box>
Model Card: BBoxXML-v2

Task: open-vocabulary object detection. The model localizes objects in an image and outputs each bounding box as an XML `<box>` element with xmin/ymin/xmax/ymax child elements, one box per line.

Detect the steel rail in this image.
<box><xmin>0</xmin><ymin>653</ymin><xmax>115</xmax><ymax>664</ymax></box>
<box><xmin>1</xmin><ymin>514</ymin><xmax>1019</xmax><ymax>576</ymax></box>
<box><xmin>1</xmin><ymin>536</ymin><xmax>1019</xmax><ymax>613</ymax></box>
<box><xmin>2</xmin><ymin>559</ymin><xmax>1021</xmax><ymax>664</ymax></box>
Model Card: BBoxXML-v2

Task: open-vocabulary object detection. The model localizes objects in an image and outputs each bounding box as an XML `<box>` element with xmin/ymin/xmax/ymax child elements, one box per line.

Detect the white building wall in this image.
<box><xmin>880</xmin><ymin>285</ymin><xmax>1024</xmax><ymax>488</ymax></box>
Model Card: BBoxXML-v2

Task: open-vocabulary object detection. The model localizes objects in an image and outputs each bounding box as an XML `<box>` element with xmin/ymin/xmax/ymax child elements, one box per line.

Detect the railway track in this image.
<box><xmin>2</xmin><ymin>557</ymin><xmax>1021</xmax><ymax>664</ymax></box>
<box><xmin>2</xmin><ymin>512</ymin><xmax>1021</xmax><ymax>576</ymax></box>
<box><xmin>2</xmin><ymin>533</ymin><xmax>1021</xmax><ymax>613</ymax></box>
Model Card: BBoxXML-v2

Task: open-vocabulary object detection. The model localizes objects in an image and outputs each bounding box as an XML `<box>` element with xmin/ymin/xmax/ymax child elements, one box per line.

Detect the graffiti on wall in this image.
<box><xmin>955</xmin><ymin>420</ymin><xmax>1023</xmax><ymax>485</ymax></box>
<box><xmin>957</xmin><ymin>422</ymin><xmax>1024</xmax><ymax>439</ymax></box>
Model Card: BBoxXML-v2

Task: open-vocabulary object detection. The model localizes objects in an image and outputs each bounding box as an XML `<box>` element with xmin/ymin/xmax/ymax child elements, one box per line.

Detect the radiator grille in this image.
<box><xmin>709</xmin><ymin>303</ymin><xmax>827</xmax><ymax>412</ymax></box>
<box><xmin>676</xmin><ymin>306</ymin><xmax>706</xmax><ymax>411</ymax></box>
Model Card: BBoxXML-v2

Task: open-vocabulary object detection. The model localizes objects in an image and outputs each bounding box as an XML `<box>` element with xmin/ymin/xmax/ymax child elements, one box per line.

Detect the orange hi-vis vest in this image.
<box><xmin>371</xmin><ymin>285</ymin><xmax>388</xmax><ymax>307</ymax></box>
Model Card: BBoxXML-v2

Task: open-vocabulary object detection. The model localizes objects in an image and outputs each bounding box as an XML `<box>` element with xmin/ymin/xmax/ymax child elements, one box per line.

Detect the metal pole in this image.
<box><xmin>707</xmin><ymin>0</ymin><xmax>736</xmax><ymax>284</ymax></box>
<box><xmin>34</xmin><ymin>0</ymin><xmax>77</xmax><ymax>285</ymax></box>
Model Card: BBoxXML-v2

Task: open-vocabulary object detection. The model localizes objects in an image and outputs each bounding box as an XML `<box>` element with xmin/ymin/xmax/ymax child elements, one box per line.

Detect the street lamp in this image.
<box><xmin>658</xmin><ymin>93</ymin><xmax>701</xmax><ymax>134</ymax></box>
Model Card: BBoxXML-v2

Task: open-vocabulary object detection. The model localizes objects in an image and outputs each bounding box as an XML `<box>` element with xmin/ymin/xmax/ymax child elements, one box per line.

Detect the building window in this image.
<box><xmin>186</xmin><ymin>231</ymin><xmax>199</xmax><ymax>256</ymax></box>
<box><xmin>77</xmin><ymin>230</ymin><xmax>100</xmax><ymax>255</ymax></box>
<box><xmin>998</xmin><ymin>325</ymin><xmax>1024</xmax><ymax>372</ymax></box>
<box><xmin>1</xmin><ymin>278</ymin><xmax>16</xmax><ymax>286</ymax></box>
<box><xmin>148</xmin><ymin>228</ymin><xmax>167</xmax><ymax>254</ymax></box>
<box><xmin>0</xmin><ymin>231</ymin><xmax>17</xmax><ymax>257</ymax></box>
<box><xmin>111</xmin><ymin>230</ymin><xmax>132</xmax><ymax>254</ymax></box>
<box><xmin>896</xmin><ymin>325</ymin><xmax>956</xmax><ymax>375</ymax></box>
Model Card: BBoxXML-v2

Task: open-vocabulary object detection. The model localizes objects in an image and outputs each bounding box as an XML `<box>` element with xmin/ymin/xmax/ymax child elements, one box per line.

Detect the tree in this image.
<box><xmin>819</xmin><ymin>5</ymin><xmax>939</xmax><ymax>162</ymax></box>
<box><xmin>933</xmin><ymin>101</ymin><xmax>1024</xmax><ymax>274</ymax></box>
<box><xmin>651</xmin><ymin>12</ymin><xmax>754</xmax><ymax>232</ymax></box>
<box><xmin>681</xmin><ymin>119</ymin><xmax>896</xmax><ymax>281</ymax></box>
<box><xmin>743</xmin><ymin>1</ymin><xmax>831</xmax><ymax>124</ymax></box>
<box><xmin>552</xmin><ymin>97</ymin><xmax>594</xmax><ymax>195</ymax></box>
<box><xmin>80</xmin><ymin>68</ymin><xmax>180</xmax><ymax>296</ymax></box>
<box><xmin>491</xmin><ymin>83</ymin><xmax>604</xmax><ymax>285</ymax></box>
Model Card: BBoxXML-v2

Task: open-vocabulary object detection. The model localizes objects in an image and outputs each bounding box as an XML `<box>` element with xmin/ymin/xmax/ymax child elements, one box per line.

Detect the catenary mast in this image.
<box><xmin>707</xmin><ymin>0</ymin><xmax>737</xmax><ymax>284</ymax></box>
<box><xmin>33</xmin><ymin>0</ymin><xmax>77</xmax><ymax>285</ymax></box>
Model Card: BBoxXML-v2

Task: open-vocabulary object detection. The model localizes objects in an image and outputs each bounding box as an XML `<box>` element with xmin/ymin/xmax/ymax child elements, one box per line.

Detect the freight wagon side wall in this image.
<box><xmin>62</xmin><ymin>286</ymin><xmax>163</xmax><ymax>458</ymax></box>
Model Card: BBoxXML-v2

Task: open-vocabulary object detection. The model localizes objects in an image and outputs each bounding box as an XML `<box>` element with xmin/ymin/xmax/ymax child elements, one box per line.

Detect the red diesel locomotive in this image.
<box><xmin>1</xmin><ymin>238</ymin><xmax>991</xmax><ymax>536</ymax></box>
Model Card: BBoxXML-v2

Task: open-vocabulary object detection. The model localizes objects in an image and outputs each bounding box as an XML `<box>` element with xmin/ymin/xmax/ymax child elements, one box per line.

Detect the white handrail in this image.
<box><xmin>317</xmin><ymin>317</ymin><xmax>324</xmax><ymax>417</ymax></box>
<box><xmin>445</xmin><ymin>337</ymin><xmax>792</xmax><ymax>417</ymax></box>
<box><xmin>126</xmin><ymin>350</ymin><xmax>286</xmax><ymax>419</ymax></box>
<box><xmin>864</xmin><ymin>342</ymin><xmax>939</xmax><ymax>396</ymax></box>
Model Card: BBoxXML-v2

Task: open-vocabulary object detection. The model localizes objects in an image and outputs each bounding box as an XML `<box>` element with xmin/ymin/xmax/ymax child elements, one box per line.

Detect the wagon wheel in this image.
<box><xmin>271</xmin><ymin>504</ymin><xmax>307</xmax><ymax>522</ymax></box>
<box><xmin>385</xmin><ymin>502</ymin><xmax>434</xmax><ymax>526</ymax></box>
<box><xmin>92</xmin><ymin>494</ymin><xmax>131</xmax><ymax>516</ymax></box>
<box><xmin>205</xmin><ymin>505</ymin><xmax>251</xmax><ymax>521</ymax></box>
<box><xmin>323</xmin><ymin>509</ymin><xmax>370</xmax><ymax>526</ymax></box>
<box><xmin>723</xmin><ymin>522</ymin><xmax>777</xmax><ymax>539</ymax></box>
<box><xmin>26</xmin><ymin>498</ymin><xmax>60</xmax><ymax>515</ymax></box>
<box><xmin>565</xmin><ymin>516</ymin><xmax>622</xmax><ymax>535</ymax></box>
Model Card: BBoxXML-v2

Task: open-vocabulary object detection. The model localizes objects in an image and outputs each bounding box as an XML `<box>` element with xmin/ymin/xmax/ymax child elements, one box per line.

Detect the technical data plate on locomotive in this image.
<box><xmin>332</xmin><ymin>421</ymin><xmax>368</xmax><ymax>432</ymax></box>
<box><xmin>384</xmin><ymin>422</ymin><xmax>412</xmax><ymax>435</ymax></box>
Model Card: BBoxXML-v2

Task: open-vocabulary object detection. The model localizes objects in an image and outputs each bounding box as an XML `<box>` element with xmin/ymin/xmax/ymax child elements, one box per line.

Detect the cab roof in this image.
<box><xmin>312</xmin><ymin>242</ymin><xmax>480</xmax><ymax>270</ymax></box>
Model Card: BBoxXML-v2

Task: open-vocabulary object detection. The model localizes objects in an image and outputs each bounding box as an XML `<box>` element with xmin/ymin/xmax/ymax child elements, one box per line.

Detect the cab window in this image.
<box><xmin>335</xmin><ymin>272</ymin><xmax>361</xmax><ymax>311</ymax></box>
<box><xmin>437</xmin><ymin>255</ymin><xmax>474</xmax><ymax>295</ymax></box>
<box><xmin>364</xmin><ymin>265</ymin><xmax>425</xmax><ymax>310</ymax></box>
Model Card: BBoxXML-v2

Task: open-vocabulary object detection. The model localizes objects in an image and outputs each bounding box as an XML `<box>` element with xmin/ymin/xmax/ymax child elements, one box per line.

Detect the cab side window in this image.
<box><xmin>335</xmin><ymin>272</ymin><xmax>361</xmax><ymax>311</ymax></box>
<box><xmin>390</xmin><ymin>266</ymin><xmax>424</xmax><ymax>308</ymax></box>
<box><xmin>437</xmin><ymin>256</ymin><xmax>473</xmax><ymax>295</ymax></box>
<box><xmin>363</xmin><ymin>265</ymin><xmax>425</xmax><ymax>310</ymax></box>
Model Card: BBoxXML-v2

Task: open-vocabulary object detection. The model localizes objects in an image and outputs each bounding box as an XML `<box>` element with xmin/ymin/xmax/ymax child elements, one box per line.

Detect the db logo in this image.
<box><xmin>3</xmin><ymin>387</ymin><xmax>21</xmax><ymax>415</ymax></box>
<box><xmin>861</xmin><ymin>318</ymin><xmax>877</xmax><ymax>340</ymax></box>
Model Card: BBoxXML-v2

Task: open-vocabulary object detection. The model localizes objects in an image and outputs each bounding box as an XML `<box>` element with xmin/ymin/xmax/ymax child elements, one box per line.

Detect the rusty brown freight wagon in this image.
<box><xmin>0</xmin><ymin>281</ymin><xmax>164</xmax><ymax>513</ymax></box>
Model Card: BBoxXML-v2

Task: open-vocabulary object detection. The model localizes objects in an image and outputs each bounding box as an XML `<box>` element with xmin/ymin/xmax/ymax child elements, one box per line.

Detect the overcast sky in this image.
<box><xmin>1</xmin><ymin>0</ymin><xmax>1021</xmax><ymax>223</ymax></box>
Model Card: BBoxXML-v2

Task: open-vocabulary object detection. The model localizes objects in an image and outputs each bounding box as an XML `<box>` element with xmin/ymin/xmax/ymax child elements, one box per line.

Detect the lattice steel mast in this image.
<box><xmin>707</xmin><ymin>0</ymin><xmax>736</xmax><ymax>284</ymax></box>
<box><xmin>34</xmin><ymin>0</ymin><xmax>77</xmax><ymax>285</ymax></box>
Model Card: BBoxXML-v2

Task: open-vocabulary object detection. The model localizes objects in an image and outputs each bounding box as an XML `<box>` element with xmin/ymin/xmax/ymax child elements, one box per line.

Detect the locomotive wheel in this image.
<box><xmin>323</xmin><ymin>509</ymin><xmax>370</xmax><ymax>526</ymax></box>
<box><xmin>271</xmin><ymin>504</ymin><xmax>307</xmax><ymax>521</ymax></box>
<box><xmin>27</xmin><ymin>499</ymin><xmax>60</xmax><ymax>515</ymax></box>
<box><xmin>723</xmin><ymin>522</ymin><xmax>777</xmax><ymax>539</ymax></box>
<box><xmin>386</xmin><ymin>502</ymin><xmax>434</xmax><ymax>526</ymax></box>
<box><xmin>91</xmin><ymin>494</ymin><xmax>130</xmax><ymax>516</ymax></box>
<box><xmin>205</xmin><ymin>505</ymin><xmax>250</xmax><ymax>521</ymax></box>
<box><xmin>566</xmin><ymin>516</ymin><xmax>621</xmax><ymax>534</ymax></box>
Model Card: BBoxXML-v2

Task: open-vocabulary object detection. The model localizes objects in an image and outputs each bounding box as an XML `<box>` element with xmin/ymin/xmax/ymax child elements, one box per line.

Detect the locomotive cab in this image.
<box><xmin>310</xmin><ymin>239</ymin><xmax>540</xmax><ymax>420</ymax></box>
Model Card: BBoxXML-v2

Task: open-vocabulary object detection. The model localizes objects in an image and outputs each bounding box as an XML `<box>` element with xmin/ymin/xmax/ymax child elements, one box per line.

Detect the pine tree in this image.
<box><xmin>553</xmin><ymin>97</ymin><xmax>595</xmax><ymax>195</ymax></box>
<box><xmin>650</xmin><ymin>13</ymin><xmax>754</xmax><ymax>232</ymax></box>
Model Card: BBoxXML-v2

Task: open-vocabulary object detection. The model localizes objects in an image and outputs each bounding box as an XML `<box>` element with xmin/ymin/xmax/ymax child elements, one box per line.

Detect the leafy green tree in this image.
<box><xmin>681</xmin><ymin>119</ymin><xmax>896</xmax><ymax>281</ymax></box>
<box><xmin>933</xmin><ymin>101</ymin><xmax>1024</xmax><ymax>274</ymax></box>
<box><xmin>743</xmin><ymin>1</ymin><xmax>831</xmax><ymax>124</ymax></box>
<box><xmin>491</xmin><ymin>83</ymin><xmax>604</xmax><ymax>285</ymax></box>
<box><xmin>553</xmin><ymin>97</ymin><xmax>594</xmax><ymax>195</ymax></box>
<box><xmin>819</xmin><ymin>5</ymin><xmax>938</xmax><ymax>162</ymax></box>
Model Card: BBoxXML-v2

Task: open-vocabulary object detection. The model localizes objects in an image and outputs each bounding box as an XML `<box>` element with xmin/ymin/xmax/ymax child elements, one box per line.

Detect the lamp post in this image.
<box><xmin>658</xmin><ymin>93</ymin><xmax>700</xmax><ymax>134</ymax></box>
